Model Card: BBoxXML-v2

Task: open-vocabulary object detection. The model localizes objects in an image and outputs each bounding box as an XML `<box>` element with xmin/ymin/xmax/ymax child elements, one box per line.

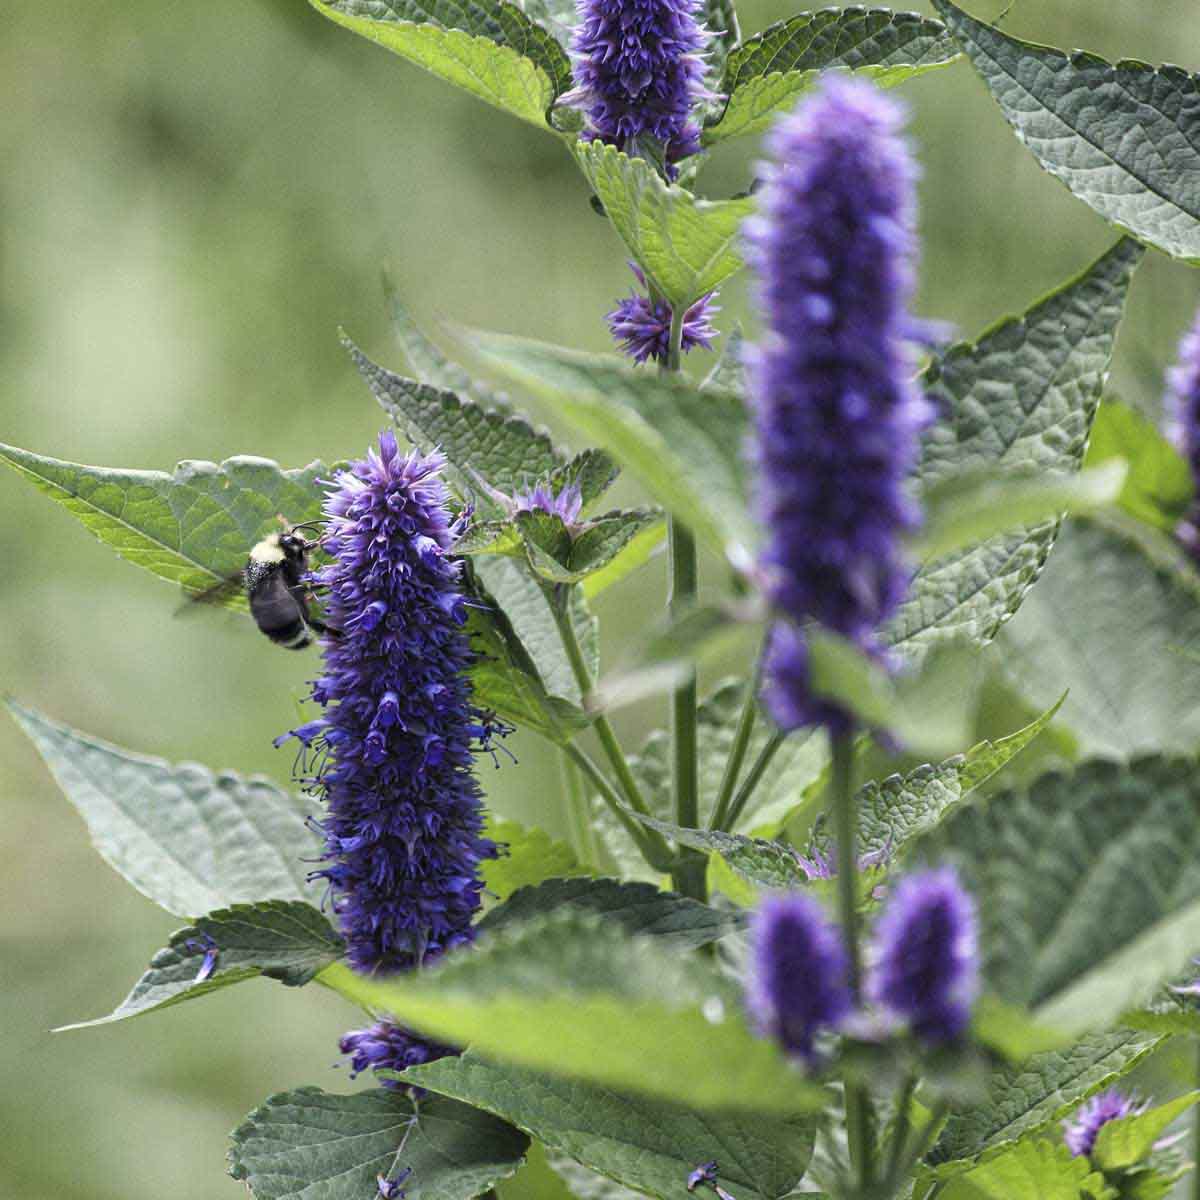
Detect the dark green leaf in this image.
<box><xmin>477</xmin><ymin>877</ymin><xmax>744</xmax><ymax>948</ymax></box>
<box><xmin>1094</xmin><ymin>1092</ymin><xmax>1200</xmax><ymax>1172</ymax></box>
<box><xmin>58</xmin><ymin>901</ymin><xmax>342</xmax><ymax>1031</ymax></box>
<box><xmin>481</xmin><ymin>820</ymin><xmax>587</xmax><ymax>901</ymax></box>
<box><xmin>228</xmin><ymin>1086</ymin><xmax>529</xmax><ymax>1200</ymax></box>
<box><xmin>548</xmin><ymin>447</ymin><xmax>620</xmax><ymax>509</ymax></box>
<box><xmin>707</xmin><ymin>8</ymin><xmax>958</xmax><ymax>144</ymax></box>
<box><xmin>405</xmin><ymin>1054</ymin><xmax>819</xmax><ymax>1200</ymax></box>
<box><xmin>934</xmin><ymin>0</ymin><xmax>1200</xmax><ymax>262</ymax></box>
<box><xmin>7</xmin><ymin>701</ymin><xmax>320</xmax><ymax>917</ymax></box>
<box><xmin>320</xmin><ymin>910</ymin><xmax>827</xmax><ymax>1113</ymax></box>
<box><xmin>574</xmin><ymin>140</ymin><xmax>756</xmax><ymax>309</ymax></box>
<box><xmin>887</xmin><ymin>238</ymin><xmax>1143</xmax><ymax>662</ymax></box>
<box><xmin>518</xmin><ymin>507</ymin><xmax>665</xmax><ymax>587</ymax></box>
<box><xmin>0</xmin><ymin>444</ymin><xmax>328</xmax><ymax>610</ymax></box>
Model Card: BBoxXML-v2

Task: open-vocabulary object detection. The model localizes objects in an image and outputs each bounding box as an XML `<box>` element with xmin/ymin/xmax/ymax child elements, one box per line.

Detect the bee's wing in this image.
<box><xmin>173</xmin><ymin>573</ymin><xmax>245</xmax><ymax>618</ymax></box>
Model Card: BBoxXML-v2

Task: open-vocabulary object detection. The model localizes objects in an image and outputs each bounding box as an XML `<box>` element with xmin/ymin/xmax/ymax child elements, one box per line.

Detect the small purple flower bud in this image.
<box><xmin>1165</xmin><ymin>309</ymin><xmax>1200</xmax><ymax>554</ymax></box>
<box><xmin>868</xmin><ymin>867</ymin><xmax>979</xmax><ymax>1045</ymax></box>
<box><xmin>340</xmin><ymin>1021</ymin><xmax>456</xmax><ymax>1095</ymax></box>
<box><xmin>1063</xmin><ymin>1089</ymin><xmax>1146</xmax><ymax>1158</ymax></box>
<box><xmin>607</xmin><ymin>264</ymin><xmax>718</xmax><ymax>365</ymax></box>
<box><xmin>687</xmin><ymin>1162</ymin><xmax>719</xmax><ymax>1192</ymax></box>
<box><xmin>568</xmin><ymin>0</ymin><xmax>710</xmax><ymax>165</ymax></box>
<box><xmin>376</xmin><ymin>1167</ymin><xmax>413</xmax><ymax>1199</ymax></box>
<box><xmin>744</xmin><ymin>76</ymin><xmax>932</xmax><ymax>733</ymax></box>
<box><xmin>512</xmin><ymin>481</ymin><xmax>585</xmax><ymax>528</ymax></box>
<box><xmin>745</xmin><ymin>892</ymin><xmax>851</xmax><ymax>1063</ymax></box>
<box><xmin>183</xmin><ymin>932</ymin><xmax>219</xmax><ymax>983</ymax></box>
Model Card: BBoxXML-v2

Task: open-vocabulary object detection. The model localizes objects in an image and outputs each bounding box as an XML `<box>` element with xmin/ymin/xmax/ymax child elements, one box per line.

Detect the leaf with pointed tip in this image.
<box><xmin>478</xmin><ymin>877</ymin><xmax>744</xmax><ymax>947</ymax></box>
<box><xmin>936</xmin><ymin>1139</ymin><xmax>1107</xmax><ymax>1200</ymax></box>
<box><xmin>8</xmin><ymin>701</ymin><xmax>321</xmax><ymax>917</ymax></box>
<box><xmin>58</xmin><ymin>901</ymin><xmax>342</xmax><ymax>1031</ymax></box>
<box><xmin>228</xmin><ymin>1086</ymin><xmax>529</xmax><ymax>1200</ymax></box>
<box><xmin>481</xmin><ymin>820</ymin><xmax>587</xmax><ymax>902</ymax></box>
<box><xmin>1094</xmin><ymin>1092</ymin><xmax>1200</xmax><ymax>1173</ymax></box>
<box><xmin>346</xmin><ymin>335</ymin><xmax>564</xmax><ymax>505</ymax></box>
<box><xmin>548</xmin><ymin>447</ymin><xmax>620</xmax><ymax>509</ymax></box>
<box><xmin>706</xmin><ymin>8</ymin><xmax>958</xmax><ymax>145</ymax></box>
<box><xmin>463</xmin><ymin>330</ymin><xmax>753</xmax><ymax>557</ymax></box>
<box><xmin>320</xmin><ymin>911</ymin><xmax>827</xmax><ymax>1113</ymax></box>
<box><xmin>702</xmin><ymin>326</ymin><xmax>746</xmax><ymax>396</ymax></box>
<box><xmin>516</xmin><ymin>508</ymin><xmax>665</xmax><ymax>587</ymax></box>
<box><xmin>308</xmin><ymin>0</ymin><xmax>570</xmax><ymax>129</ymax></box>
<box><xmin>0</xmin><ymin>444</ymin><xmax>329</xmax><ymax>610</ymax></box>
<box><xmin>887</xmin><ymin>238</ymin><xmax>1143</xmax><ymax>663</ymax></box>
<box><xmin>404</xmin><ymin>1055</ymin><xmax>818</xmax><ymax>1200</ymax></box>
<box><xmin>575</xmin><ymin>140</ymin><xmax>756</xmax><ymax>309</ymax></box>
<box><xmin>934</xmin><ymin>0</ymin><xmax>1200</xmax><ymax>262</ymax></box>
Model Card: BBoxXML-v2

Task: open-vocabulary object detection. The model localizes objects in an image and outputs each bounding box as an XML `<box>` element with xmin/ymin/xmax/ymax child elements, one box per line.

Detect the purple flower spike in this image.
<box><xmin>744</xmin><ymin>76</ymin><xmax>932</xmax><ymax>733</ymax></box>
<box><xmin>277</xmin><ymin>431</ymin><xmax>500</xmax><ymax>976</ymax></box>
<box><xmin>568</xmin><ymin>0</ymin><xmax>709</xmax><ymax>165</ymax></box>
<box><xmin>341</xmin><ymin>1021</ymin><xmax>456</xmax><ymax>1094</ymax></box>
<box><xmin>1166</xmin><ymin>309</ymin><xmax>1200</xmax><ymax>553</ymax></box>
<box><xmin>868</xmin><ymin>867</ymin><xmax>979</xmax><ymax>1045</ymax></box>
<box><xmin>1063</xmin><ymin>1089</ymin><xmax>1146</xmax><ymax>1158</ymax></box>
<box><xmin>608</xmin><ymin>265</ymin><xmax>718</xmax><ymax>364</ymax></box>
<box><xmin>745</xmin><ymin>892</ymin><xmax>851</xmax><ymax>1063</ymax></box>
<box><xmin>512</xmin><ymin>481</ymin><xmax>585</xmax><ymax>529</ymax></box>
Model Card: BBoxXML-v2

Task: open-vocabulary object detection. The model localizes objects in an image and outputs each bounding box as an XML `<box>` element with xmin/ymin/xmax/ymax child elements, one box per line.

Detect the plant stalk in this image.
<box><xmin>720</xmin><ymin>730</ymin><xmax>784</xmax><ymax>832</ymax></box>
<box><xmin>708</xmin><ymin>668</ymin><xmax>761</xmax><ymax>832</ymax></box>
<box><xmin>559</xmin><ymin>748</ymin><xmax>599</xmax><ymax>868</ymax></box>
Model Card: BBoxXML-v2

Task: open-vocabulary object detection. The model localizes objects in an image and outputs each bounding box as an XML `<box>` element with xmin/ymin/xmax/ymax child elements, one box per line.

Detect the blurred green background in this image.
<box><xmin>3</xmin><ymin>2</ymin><xmax>1200</xmax><ymax>1197</ymax></box>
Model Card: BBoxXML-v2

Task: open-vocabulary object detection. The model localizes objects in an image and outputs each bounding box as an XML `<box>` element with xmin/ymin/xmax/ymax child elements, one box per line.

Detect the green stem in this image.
<box><xmin>708</xmin><ymin>669</ymin><xmax>761</xmax><ymax>832</ymax></box>
<box><xmin>560</xmin><ymin>749</ymin><xmax>598</xmax><ymax>868</ymax></box>
<box><xmin>1194</xmin><ymin>1043</ymin><xmax>1200</xmax><ymax>1200</ymax></box>
<box><xmin>884</xmin><ymin>1077</ymin><xmax>917</xmax><ymax>1189</ymax></box>
<box><xmin>721</xmin><ymin>730</ymin><xmax>784</xmax><ymax>832</ymax></box>
<box><xmin>833</xmin><ymin>730</ymin><xmax>871</xmax><ymax>1194</ymax></box>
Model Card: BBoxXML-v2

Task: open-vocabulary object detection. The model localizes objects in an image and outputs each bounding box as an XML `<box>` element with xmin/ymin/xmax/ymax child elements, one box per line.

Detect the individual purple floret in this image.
<box><xmin>567</xmin><ymin>0</ymin><xmax>709</xmax><ymax>165</ymax></box>
<box><xmin>607</xmin><ymin>264</ymin><xmax>718</xmax><ymax>364</ymax></box>
<box><xmin>744</xmin><ymin>76</ymin><xmax>931</xmax><ymax>733</ymax></box>
<box><xmin>745</xmin><ymin>892</ymin><xmax>851</xmax><ymax>1062</ymax></box>
<box><xmin>868</xmin><ymin>867</ymin><xmax>979</xmax><ymax>1045</ymax></box>
<box><xmin>276</xmin><ymin>431</ymin><xmax>499</xmax><ymax>975</ymax></box>
<box><xmin>1165</xmin><ymin>309</ymin><xmax>1200</xmax><ymax>555</ymax></box>
<box><xmin>1063</xmin><ymin>1089</ymin><xmax>1146</xmax><ymax>1158</ymax></box>
<box><xmin>340</xmin><ymin>1021</ymin><xmax>456</xmax><ymax>1093</ymax></box>
<box><xmin>512</xmin><ymin>481</ymin><xmax>585</xmax><ymax>529</ymax></box>
<box><xmin>795</xmin><ymin>841</ymin><xmax>890</xmax><ymax>881</ymax></box>
<box><xmin>376</xmin><ymin>1169</ymin><xmax>412</xmax><ymax>1200</ymax></box>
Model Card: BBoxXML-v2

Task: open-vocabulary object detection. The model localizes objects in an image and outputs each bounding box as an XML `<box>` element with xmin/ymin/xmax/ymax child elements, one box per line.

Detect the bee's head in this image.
<box><xmin>278</xmin><ymin>531</ymin><xmax>310</xmax><ymax>562</ymax></box>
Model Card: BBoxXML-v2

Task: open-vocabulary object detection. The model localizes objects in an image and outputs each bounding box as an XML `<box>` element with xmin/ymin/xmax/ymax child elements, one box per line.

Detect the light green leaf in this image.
<box><xmin>228</xmin><ymin>1086</ymin><xmax>529</xmax><ymax>1200</ymax></box>
<box><xmin>481</xmin><ymin>820</ymin><xmax>586</xmax><ymax>901</ymax></box>
<box><xmin>917</xmin><ymin>755</ymin><xmax>1200</xmax><ymax>1040</ymax></box>
<box><xmin>938</xmin><ymin>1139</ymin><xmax>1107</xmax><ymax>1200</ymax></box>
<box><xmin>477</xmin><ymin>877</ymin><xmax>744</xmax><ymax>948</ymax></box>
<box><xmin>998</xmin><ymin>516</ymin><xmax>1200</xmax><ymax>754</ymax></box>
<box><xmin>706</xmin><ymin>8</ymin><xmax>958</xmax><ymax>145</ymax></box>
<box><xmin>702</xmin><ymin>326</ymin><xmax>746</xmax><ymax>396</ymax></box>
<box><xmin>1094</xmin><ymin>1092</ymin><xmax>1200</xmax><ymax>1172</ymax></box>
<box><xmin>574</xmin><ymin>140</ymin><xmax>756</xmax><ymax>309</ymax></box>
<box><xmin>320</xmin><ymin>911</ymin><xmax>828</xmax><ymax>1114</ymax></box>
<box><xmin>8</xmin><ymin>701</ymin><xmax>321</xmax><ymax>917</ymax></box>
<box><xmin>0</xmin><ymin>444</ymin><xmax>328</xmax><ymax>610</ymax></box>
<box><xmin>406</xmin><ymin>1054</ymin><xmax>818</xmax><ymax>1200</ymax></box>
<box><xmin>1085</xmin><ymin>399</ymin><xmax>1193</xmax><ymax>533</ymax></box>
<box><xmin>934</xmin><ymin>0</ymin><xmax>1200</xmax><ymax>262</ymax></box>
<box><xmin>581</xmin><ymin>514</ymin><xmax>666</xmax><ymax>598</ymax></box>
<box><xmin>57</xmin><ymin>901</ymin><xmax>342</xmax><ymax>1031</ymax></box>
<box><xmin>308</xmin><ymin>0</ymin><xmax>569</xmax><ymax>129</ymax></box>
<box><xmin>461</xmin><ymin>330</ymin><xmax>754</xmax><ymax>557</ymax></box>
<box><xmin>888</xmin><ymin>238</ymin><xmax>1143</xmax><ymax>662</ymax></box>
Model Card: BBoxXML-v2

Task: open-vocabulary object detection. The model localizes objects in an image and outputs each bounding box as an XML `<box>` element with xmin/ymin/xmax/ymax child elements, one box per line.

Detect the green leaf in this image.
<box><xmin>57</xmin><ymin>901</ymin><xmax>342</xmax><ymax>1031</ymax></box>
<box><xmin>702</xmin><ymin>326</ymin><xmax>746</xmax><ymax>396</ymax></box>
<box><xmin>228</xmin><ymin>1086</ymin><xmax>529</xmax><ymax>1200</ymax></box>
<box><xmin>518</xmin><ymin>507</ymin><xmax>665</xmax><ymax>586</ymax></box>
<box><xmin>1085</xmin><ymin>399</ymin><xmax>1193</xmax><ymax>533</ymax></box>
<box><xmin>580</xmin><ymin>514</ymin><xmax>666</xmax><ymax>598</ymax></box>
<box><xmin>461</xmin><ymin>330</ymin><xmax>754</xmax><ymax>557</ymax></box>
<box><xmin>346</xmin><ymin>335</ymin><xmax>564</xmax><ymax>504</ymax></box>
<box><xmin>481</xmin><ymin>820</ymin><xmax>587</xmax><ymax>901</ymax></box>
<box><xmin>913</xmin><ymin>462</ymin><xmax>1127</xmax><ymax>562</ymax></box>
<box><xmin>938</xmin><ymin>1139</ymin><xmax>1107</xmax><ymax>1200</ymax></box>
<box><xmin>702</xmin><ymin>0</ymin><xmax>740</xmax><ymax>78</ymax></box>
<box><xmin>308</xmin><ymin>0</ymin><xmax>569</xmax><ymax>129</ymax></box>
<box><xmin>929</xmin><ymin>1028</ymin><xmax>1161</xmax><ymax>1171</ymax></box>
<box><xmin>7</xmin><ymin>701</ymin><xmax>321</xmax><ymax>917</ymax></box>
<box><xmin>917</xmin><ymin>755</ymin><xmax>1200</xmax><ymax>1040</ymax></box>
<box><xmin>574</xmin><ymin>140</ymin><xmax>756</xmax><ymax>309</ymax></box>
<box><xmin>706</xmin><ymin>8</ymin><xmax>958</xmax><ymax>145</ymax></box>
<box><xmin>933</xmin><ymin>0</ymin><xmax>1200</xmax><ymax>262</ymax></box>
<box><xmin>887</xmin><ymin>238</ymin><xmax>1143</xmax><ymax>662</ymax></box>
<box><xmin>548</xmin><ymin>447</ymin><xmax>620</xmax><ymax>510</ymax></box>
<box><xmin>1094</xmin><ymin>1092</ymin><xmax>1200</xmax><ymax>1173</ymax></box>
<box><xmin>998</xmin><ymin>516</ymin><xmax>1200</xmax><ymax>754</ymax></box>
<box><xmin>320</xmin><ymin>910</ymin><xmax>828</xmax><ymax>1114</ymax></box>
<box><xmin>0</xmin><ymin>444</ymin><xmax>328</xmax><ymax>609</ymax></box>
<box><xmin>544</xmin><ymin>1150</ymin><xmax>645</xmax><ymax>1200</ymax></box>
<box><xmin>405</xmin><ymin>1054</ymin><xmax>818</xmax><ymax>1200</ymax></box>
<box><xmin>477</xmin><ymin>877</ymin><xmax>744</xmax><ymax>948</ymax></box>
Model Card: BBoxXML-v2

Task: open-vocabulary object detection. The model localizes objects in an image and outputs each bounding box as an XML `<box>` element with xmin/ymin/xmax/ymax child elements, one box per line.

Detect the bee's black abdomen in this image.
<box><xmin>248</xmin><ymin>564</ymin><xmax>313</xmax><ymax>650</ymax></box>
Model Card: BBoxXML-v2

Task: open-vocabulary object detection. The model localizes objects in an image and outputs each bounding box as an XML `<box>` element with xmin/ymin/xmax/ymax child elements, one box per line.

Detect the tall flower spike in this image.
<box><xmin>1165</xmin><ymin>307</ymin><xmax>1200</xmax><ymax>556</ymax></box>
<box><xmin>868</xmin><ymin>867</ymin><xmax>979</xmax><ymax>1045</ymax></box>
<box><xmin>1063</xmin><ymin>1089</ymin><xmax>1146</xmax><ymax>1158</ymax></box>
<box><xmin>568</xmin><ymin>0</ymin><xmax>709</xmax><ymax>165</ymax></box>
<box><xmin>278</xmin><ymin>431</ymin><xmax>499</xmax><ymax>975</ymax></box>
<box><xmin>744</xmin><ymin>76</ymin><xmax>932</xmax><ymax>733</ymax></box>
<box><xmin>608</xmin><ymin>264</ymin><xmax>718</xmax><ymax>364</ymax></box>
<box><xmin>745</xmin><ymin>892</ymin><xmax>851</xmax><ymax>1063</ymax></box>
